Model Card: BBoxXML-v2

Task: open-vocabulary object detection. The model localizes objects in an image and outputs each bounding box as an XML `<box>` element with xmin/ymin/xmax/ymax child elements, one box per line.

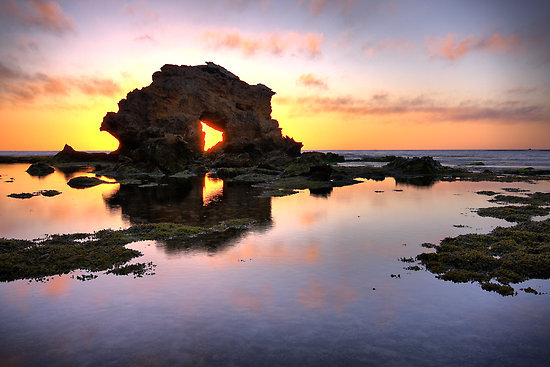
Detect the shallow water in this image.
<box><xmin>1</xmin><ymin>163</ymin><xmax>550</xmax><ymax>366</ymax></box>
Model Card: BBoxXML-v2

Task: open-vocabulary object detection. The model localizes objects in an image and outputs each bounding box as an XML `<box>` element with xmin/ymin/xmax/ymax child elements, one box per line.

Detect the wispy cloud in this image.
<box><xmin>134</xmin><ymin>34</ymin><xmax>158</xmax><ymax>43</ymax></box>
<box><xmin>505</xmin><ymin>85</ymin><xmax>537</xmax><ymax>95</ymax></box>
<box><xmin>3</xmin><ymin>0</ymin><xmax>75</xmax><ymax>35</ymax></box>
<box><xmin>0</xmin><ymin>62</ymin><xmax>121</xmax><ymax>104</ymax></box>
<box><xmin>363</xmin><ymin>38</ymin><xmax>416</xmax><ymax>57</ymax></box>
<box><xmin>122</xmin><ymin>0</ymin><xmax>159</xmax><ymax>23</ymax></box>
<box><xmin>202</xmin><ymin>30</ymin><xmax>323</xmax><ymax>58</ymax></box>
<box><xmin>277</xmin><ymin>94</ymin><xmax>548</xmax><ymax>123</ymax></box>
<box><xmin>426</xmin><ymin>33</ymin><xmax>522</xmax><ymax>60</ymax></box>
<box><xmin>297</xmin><ymin>73</ymin><xmax>327</xmax><ymax>89</ymax></box>
<box><xmin>299</xmin><ymin>0</ymin><xmax>359</xmax><ymax>15</ymax></box>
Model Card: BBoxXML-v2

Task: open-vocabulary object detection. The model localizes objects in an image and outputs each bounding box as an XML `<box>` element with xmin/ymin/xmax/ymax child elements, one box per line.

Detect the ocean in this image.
<box><xmin>3</xmin><ymin>149</ymin><xmax>550</xmax><ymax>171</ymax></box>
<box><xmin>1</xmin><ymin>151</ymin><xmax>550</xmax><ymax>366</ymax></box>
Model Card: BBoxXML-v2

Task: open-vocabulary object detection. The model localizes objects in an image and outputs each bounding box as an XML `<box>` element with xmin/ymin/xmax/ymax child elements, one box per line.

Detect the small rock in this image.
<box><xmin>40</xmin><ymin>190</ymin><xmax>62</xmax><ymax>197</ymax></box>
<box><xmin>67</xmin><ymin>176</ymin><xmax>107</xmax><ymax>189</ymax></box>
<box><xmin>26</xmin><ymin>162</ymin><xmax>54</xmax><ymax>176</ymax></box>
<box><xmin>8</xmin><ymin>192</ymin><xmax>38</xmax><ymax>199</ymax></box>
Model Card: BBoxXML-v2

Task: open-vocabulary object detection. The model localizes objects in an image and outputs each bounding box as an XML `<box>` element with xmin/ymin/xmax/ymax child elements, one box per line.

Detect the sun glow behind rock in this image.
<box><xmin>201</xmin><ymin>122</ymin><xmax>223</xmax><ymax>151</ymax></box>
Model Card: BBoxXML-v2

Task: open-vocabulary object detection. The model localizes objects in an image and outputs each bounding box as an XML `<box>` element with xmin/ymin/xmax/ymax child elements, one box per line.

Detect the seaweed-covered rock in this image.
<box><xmin>100</xmin><ymin>62</ymin><xmax>302</xmax><ymax>171</ymax></box>
<box><xmin>26</xmin><ymin>162</ymin><xmax>54</xmax><ymax>176</ymax></box>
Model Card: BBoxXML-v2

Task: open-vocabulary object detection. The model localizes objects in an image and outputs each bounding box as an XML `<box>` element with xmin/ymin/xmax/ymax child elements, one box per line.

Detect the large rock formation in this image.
<box><xmin>101</xmin><ymin>62</ymin><xmax>302</xmax><ymax>172</ymax></box>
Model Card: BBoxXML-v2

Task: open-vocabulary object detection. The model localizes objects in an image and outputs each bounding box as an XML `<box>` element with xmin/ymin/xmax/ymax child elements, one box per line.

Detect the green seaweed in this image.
<box><xmin>502</xmin><ymin>187</ymin><xmax>529</xmax><ymax>193</ymax></box>
<box><xmin>0</xmin><ymin>219</ymin><xmax>255</xmax><ymax>282</ymax></box>
<box><xmin>477</xmin><ymin>205</ymin><xmax>550</xmax><ymax>223</ymax></box>
<box><xmin>475</xmin><ymin>190</ymin><xmax>498</xmax><ymax>196</ymax></box>
<box><xmin>106</xmin><ymin>262</ymin><xmax>156</xmax><ymax>277</ymax></box>
<box><xmin>417</xmin><ymin>219</ymin><xmax>550</xmax><ymax>296</ymax></box>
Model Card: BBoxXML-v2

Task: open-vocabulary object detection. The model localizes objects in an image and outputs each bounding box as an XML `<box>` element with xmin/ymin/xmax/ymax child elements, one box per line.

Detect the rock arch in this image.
<box><xmin>101</xmin><ymin>62</ymin><xmax>302</xmax><ymax>171</ymax></box>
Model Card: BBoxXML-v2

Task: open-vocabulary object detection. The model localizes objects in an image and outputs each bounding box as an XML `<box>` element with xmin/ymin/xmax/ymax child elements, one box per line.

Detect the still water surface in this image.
<box><xmin>1</xmin><ymin>163</ymin><xmax>550</xmax><ymax>366</ymax></box>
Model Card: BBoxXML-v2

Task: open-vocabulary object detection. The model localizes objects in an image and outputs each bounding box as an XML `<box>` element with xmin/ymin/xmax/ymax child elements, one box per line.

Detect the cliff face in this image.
<box><xmin>101</xmin><ymin>62</ymin><xmax>302</xmax><ymax>171</ymax></box>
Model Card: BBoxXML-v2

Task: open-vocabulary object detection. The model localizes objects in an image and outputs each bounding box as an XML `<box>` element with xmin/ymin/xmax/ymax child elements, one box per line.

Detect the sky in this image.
<box><xmin>1</xmin><ymin>0</ymin><xmax>549</xmax><ymax>151</ymax></box>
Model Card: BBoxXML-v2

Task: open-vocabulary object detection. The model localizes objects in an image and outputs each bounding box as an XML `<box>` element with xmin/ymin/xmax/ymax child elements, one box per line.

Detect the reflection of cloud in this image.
<box><xmin>297</xmin><ymin>73</ymin><xmax>327</xmax><ymax>89</ymax></box>
<box><xmin>277</xmin><ymin>94</ymin><xmax>548</xmax><ymax>123</ymax></box>
<box><xmin>3</xmin><ymin>0</ymin><xmax>76</xmax><ymax>35</ymax></box>
<box><xmin>297</xmin><ymin>279</ymin><xmax>358</xmax><ymax>312</ymax></box>
<box><xmin>44</xmin><ymin>275</ymin><xmax>70</xmax><ymax>299</ymax></box>
<box><xmin>426</xmin><ymin>33</ymin><xmax>522</xmax><ymax>60</ymax></box>
<box><xmin>297</xmin><ymin>279</ymin><xmax>325</xmax><ymax>308</ymax></box>
<box><xmin>0</xmin><ymin>62</ymin><xmax>121</xmax><ymax>103</ymax></box>
<box><xmin>202</xmin><ymin>30</ymin><xmax>323</xmax><ymax>58</ymax></box>
<box><xmin>299</xmin><ymin>211</ymin><xmax>324</xmax><ymax>227</ymax></box>
<box><xmin>230</xmin><ymin>286</ymin><xmax>272</xmax><ymax>311</ymax></box>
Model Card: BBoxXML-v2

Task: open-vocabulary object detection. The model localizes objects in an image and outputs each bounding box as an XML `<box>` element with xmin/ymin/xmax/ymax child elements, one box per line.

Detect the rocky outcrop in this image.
<box><xmin>384</xmin><ymin>156</ymin><xmax>444</xmax><ymax>174</ymax></box>
<box><xmin>101</xmin><ymin>62</ymin><xmax>302</xmax><ymax>172</ymax></box>
<box><xmin>54</xmin><ymin>144</ymin><xmax>111</xmax><ymax>162</ymax></box>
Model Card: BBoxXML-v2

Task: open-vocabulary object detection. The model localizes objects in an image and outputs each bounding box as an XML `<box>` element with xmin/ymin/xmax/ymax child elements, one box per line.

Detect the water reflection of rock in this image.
<box><xmin>105</xmin><ymin>174</ymin><xmax>272</xmax><ymax>253</ymax></box>
<box><xmin>105</xmin><ymin>175</ymin><xmax>272</xmax><ymax>227</ymax></box>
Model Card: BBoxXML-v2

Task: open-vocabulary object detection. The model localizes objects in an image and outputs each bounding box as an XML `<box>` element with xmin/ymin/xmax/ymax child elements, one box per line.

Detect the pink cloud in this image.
<box><xmin>0</xmin><ymin>62</ymin><xmax>121</xmax><ymax>103</ymax></box>
<box><xmin>297</xmin><ymin>74</ymin><xmax>327</xmax><ymax>89</ymax></box>
<box><xmin>427</xmin><ymin>33</ymin><xmax>522</xmax><ymax>60</ymax></box>
<box><xmin>277</xmin><ymin>94</ymin><xmax>547</xmax><ymax>123</ymax></box>
<box><xmin>203</xmin><ymin>30</ymin><xmax>323</xmax><ymax>58</ymax></box>
<box><xmin>4</xmin><ymin>0</ymin><xmax>75</xmax><ymax>35</ymax></box>
<box><xmin>122</xmin><ymin>0</ymin><xmax>159</xmax><ymax>23</ymax></box>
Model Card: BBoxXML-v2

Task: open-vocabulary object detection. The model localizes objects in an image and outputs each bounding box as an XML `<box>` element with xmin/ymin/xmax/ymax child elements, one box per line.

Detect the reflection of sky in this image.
<box><xmin>0</xmin><ymin>164</ymin><xmax>126</xmax><ymax>239</ymax></box>
<box><xmin>2</xmin><ymin>177</ymin><xmax>550</xmax><ymax>365</ymax></box>
<box><xmin>202</xmin><ymin>173</ymin><xmax>223</xmax><ymax>205</ymax></box>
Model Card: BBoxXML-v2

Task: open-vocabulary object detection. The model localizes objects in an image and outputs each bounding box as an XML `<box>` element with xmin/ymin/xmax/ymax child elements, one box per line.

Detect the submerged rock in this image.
<box><xmin>100</xmin><ymin>62</ymin><xmax>302</xmax><ymax>172</ymax></box>
<box><xmin>26</xmin><ymin>162</ymin><xmax>54</xmax><ymax>176</ymax></box>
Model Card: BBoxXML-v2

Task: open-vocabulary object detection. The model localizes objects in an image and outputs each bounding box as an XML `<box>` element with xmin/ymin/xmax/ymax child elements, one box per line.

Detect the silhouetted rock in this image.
<box><xmin>385</xmin><ymin>156</ymin><xmax>443</xmax><ymax>174</ymax></box>
<box><xmin>101</xmin><ymin>62</ymin><xmax>302</xmax><ymax>172</ymax></box>
<box><xmin>26</xmin><ymin>162</ymin><xmax>54</xmax><ymax>176</ymax></box>
<box><xmin>308</xmin><ymin>164</ymin><xmax>333</xmax><ymax>181</ymax></box>
<box><xmin>54</xmin><ymin>144</ymin><xmax>111</xmax><ymax>162</ymax></box>
<box><xmin>67</xmin><ymin>176</ymin><xmax>108</xmax><ymax>188</ymax></box>
<box><xmin>8</xmin><ymin>192</ymin><xmax>37</xmax><ymax>199</ymax></box>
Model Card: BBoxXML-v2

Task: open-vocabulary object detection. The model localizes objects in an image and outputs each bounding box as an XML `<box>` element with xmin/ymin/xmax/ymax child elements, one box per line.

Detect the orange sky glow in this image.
<box><xmin>0</xmin><ymin>0</ymin><xmax>549</xmax><ymax>151</ymax></box>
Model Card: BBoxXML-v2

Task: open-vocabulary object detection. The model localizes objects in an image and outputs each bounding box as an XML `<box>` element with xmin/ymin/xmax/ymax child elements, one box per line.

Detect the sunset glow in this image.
<box><xmin>0</xmin><ymin>1</ymin><xmax>549</xmax><ymax>151</ymax></box>
<box><xmin>202</xmin><ymin>173</ymin><xmax>223</xmax><ymax>205</ymax></box>
<box><xmin>201</xmin><ymin>122</ymin><xmax>224</xmax><ymax>151</ymax></box>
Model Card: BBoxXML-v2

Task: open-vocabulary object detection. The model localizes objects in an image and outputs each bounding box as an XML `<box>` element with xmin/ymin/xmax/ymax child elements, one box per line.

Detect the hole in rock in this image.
<box><xmin>201</xmin><ymin>121</ymin><xmax>224</xmax><ymax>151</ymax></box>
